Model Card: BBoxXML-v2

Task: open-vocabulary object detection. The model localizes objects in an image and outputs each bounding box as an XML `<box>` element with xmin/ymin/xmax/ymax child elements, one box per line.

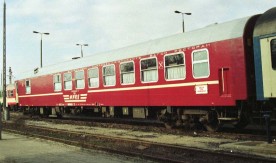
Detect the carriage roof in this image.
<box><xmin>17</xmin><ymin>16</ymin><xmax>253</xmax><ymax>80</ymax></box>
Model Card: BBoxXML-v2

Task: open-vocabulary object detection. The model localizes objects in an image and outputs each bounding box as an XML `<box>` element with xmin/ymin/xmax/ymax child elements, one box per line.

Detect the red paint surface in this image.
<box><xmin>16</xmin><ymin>38</ymin><xmax>248</xmax><ymax>107</ymax></box>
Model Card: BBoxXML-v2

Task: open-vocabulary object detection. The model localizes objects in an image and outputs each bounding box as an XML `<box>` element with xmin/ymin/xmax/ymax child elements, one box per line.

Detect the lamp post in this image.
<box><xmin>33</xmin><ymin>31</ymin><xmax>50</xmax><ymax>68</ymax></box>
<box><xmin>174</xmin><ymin>10</ymin><xmax>191</xmax><ymax>33</ymax></box>
<box><xmin>1</xmin><ymin>0</ymin><xmax>7</xmax><ymax>140</ymax></box>
<box><xmin>76</xmin><ymin>44</ymin><xmax>88</xmax><ymax>58</ymax></box>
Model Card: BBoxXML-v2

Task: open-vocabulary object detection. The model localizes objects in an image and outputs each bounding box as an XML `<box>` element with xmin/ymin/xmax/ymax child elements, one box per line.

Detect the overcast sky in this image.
<box><xmin>1</xmin><ymin>0</ymin><xmax>276</xmax><ymax>80</ymax></box>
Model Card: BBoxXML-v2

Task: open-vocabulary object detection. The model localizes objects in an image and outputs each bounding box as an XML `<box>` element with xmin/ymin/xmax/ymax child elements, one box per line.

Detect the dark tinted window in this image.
<box><xmin>271</xmin><ymin>39</ymin><xmax>276</xmax><ymax>70</ymax></box>
<box><xmin>164</xmin><ymin>53</ymin><xmax>185</xmax><ymax>80</ymax></box>
<box><xmin>141</xmin><ymin>58</ymin><xmax>157</xmax><ymax>70</ymax></box>
<box><xmin>165</xmin><ymin>53</ymin><xmax>184</xmax><ymax>66</ymax></box>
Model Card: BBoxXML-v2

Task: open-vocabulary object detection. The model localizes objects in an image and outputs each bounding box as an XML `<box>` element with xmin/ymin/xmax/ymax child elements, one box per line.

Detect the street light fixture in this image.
<box><xmin>72</xmin><ymin>57</ymin><xmax>80</xmax><ymax>60</ymax></box>
<box><xmin>33</xmin><ymin>31</ymin><xmax>50</xmax><ymax>68</ymax></box>
<box><xmin>174</xmin><ymin>10</ymin><xmax>192</xmax><ymax>33</ymax></box>
<box><xmin>76</xmin><ymin>44</ymin><xmax>88</xmax><ymax>58</ymax></box>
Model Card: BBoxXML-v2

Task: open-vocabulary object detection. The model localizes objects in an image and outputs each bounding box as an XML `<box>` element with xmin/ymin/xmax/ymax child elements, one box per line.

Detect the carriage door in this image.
<box><xmin>259</xmin><ymin>36</ymin><xmax>276</xmax><ymax>98</ymax></box>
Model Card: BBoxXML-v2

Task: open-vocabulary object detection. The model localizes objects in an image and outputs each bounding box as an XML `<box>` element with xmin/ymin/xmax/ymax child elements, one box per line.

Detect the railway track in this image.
<box><xmin>11</xmin><ymin>112</ymin><xmax>276</xmax><ymax>141</ymax></box>
<box><xmin>39</xmin><ymin>116</ymin><xmax>276</xmax><ymax>141</ymax></box>
<box><xmin>3</xmin><ymin>120</ymin><xmax>276</xmax><ymax>163</ymax></box>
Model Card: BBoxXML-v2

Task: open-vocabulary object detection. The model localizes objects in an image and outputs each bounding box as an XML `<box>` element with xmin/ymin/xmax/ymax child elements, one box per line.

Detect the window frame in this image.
<box><xmin>102</xmin><ymin>64</ymin><xmax>116</xmax><ymax>87</ymax></box>
<box><xmin>164</xmin><ymin>52</ymin><xmax>186</xmax><ymax>81</ymax></box>
<box><xmin>53</xmin><ymin>74</ymin><xmax>62</xmax><ymax>92</ymax></box>
<box><xmin>192</xmin><ymin>49</ymin><xmax>210</xmax><ymax>79</ymax></box>
<box><xmin>75</xmin><ymin>70</ymin><xmax>85</xmax><ymax>89</ymax></box>
<box><xmin>140</xmin><ymin>57</ymin><xmax>158</xmax><ymax>83</ymax></box>
<box><xmin>25</xmin><ymin>79</ymin><xmax>31</xmax><ymax>94</ymax></box>
<box><xmin>120</xmin><ymin>61</ymin><xmax>135</xmax><ymax>85</ymax></box>
<box><xmin>63</xmin><ymin>72</ymin><xmax>72</xmax><ymax>90</ymax></box>
<box><xmin>88</xmin><ymin>67</ymin><xmax>100</xmax><ymax>88</ymax></box>
<box><xmin>271</xmin><ymin>38</ymin><xmax>276</xmax><ymax>70</ymax></box>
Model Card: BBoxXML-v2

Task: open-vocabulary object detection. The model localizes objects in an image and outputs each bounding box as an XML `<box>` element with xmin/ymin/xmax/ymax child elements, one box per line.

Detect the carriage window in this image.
<box><xmin>271</xmin><ymin>39</ymin><xmax>276</xmax><ymax>70</ymax></box>
<box><xmin>8</xmin><ymin>90</ymin><xmax>14</xmax><ymax>97</ymax></box>
<box><xmin>88</xmin><ymin>68</ymin><xmax>99</xmax><ymax>88</ymax></box>
<box><xmin>120</xmin><ymin>62</ymin><xmax>135</xmax><ymax>85</ymax></box>
<box><xmin>165</xmin><ymin>53</ymin><xmax>185</xmax><ymax>80</ymax></box>
<box><xmin>64</xmin><ymin>73</ymin><xmax>72</xmax><ymax>90</ymax></box>
<box><xmin>141</xmin><ymin>58</ymin><xmax>158</xmax><ymax>82</ymax></box>
<box><xmin>75</xmin><ymin>71</ymin><xmax>85</xmax><ymax>89</ymax></box>
<box><xmin>192</xmin><ymin>49</ymin><xmax>210</xmax><ymax>78</ymax></box>
<box><xmin>103</xmin><ymin>65</ymin><xmax>115</xmax><ymax>86</ymax></box>
<box><xmin>53</xmin><ymin>74</ymin><xmax>62</xmax><ymax>91</ymax></box>
<box><xmin>25</xmin><ymin>80</ymin><xmax>31</xmax><ymax>94</ymax></box>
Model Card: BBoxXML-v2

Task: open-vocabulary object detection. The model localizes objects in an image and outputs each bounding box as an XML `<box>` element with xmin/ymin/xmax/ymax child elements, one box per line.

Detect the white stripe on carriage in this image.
<box><xmin>88</xmin><ymin>80</ymin><xmax>219</xmax><ymax>93</ymax></box>
<box><xmin>18</xmin><ymin>80</ymin><xmax>219</xmax><ymax>98</ymax></box>
<box><xmin>64</xmin><ymin>100</ymin><xmax>86</xmax><ymax>103</ymax></box>
<box><xmin>19</xmin><ymin>92</ymin><xmax>63</xmax><ymax>98</ymax></box>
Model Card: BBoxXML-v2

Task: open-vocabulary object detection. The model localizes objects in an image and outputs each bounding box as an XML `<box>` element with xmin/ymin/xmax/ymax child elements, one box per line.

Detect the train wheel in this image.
<box><xmin>204</xmin><ymin>111</ymin><xmax>221</xmax><ymax>132</ymax></box>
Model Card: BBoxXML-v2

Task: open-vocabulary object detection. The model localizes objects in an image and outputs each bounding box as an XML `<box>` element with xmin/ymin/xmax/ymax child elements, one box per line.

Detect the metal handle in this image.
<box><xmin>221</xmin><ymin>68</ymin><xmax>225</xmax><ymax>93</ymax></box>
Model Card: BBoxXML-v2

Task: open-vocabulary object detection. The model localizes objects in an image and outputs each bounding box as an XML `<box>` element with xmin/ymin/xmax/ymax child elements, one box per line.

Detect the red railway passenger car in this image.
<box><xmin>15</xmin><ymin>8</ymin><xmax>276</xmax><ymax>131</ymax></box>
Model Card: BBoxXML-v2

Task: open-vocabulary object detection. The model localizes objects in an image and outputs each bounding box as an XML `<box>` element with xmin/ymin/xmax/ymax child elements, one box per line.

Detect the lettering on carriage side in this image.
<box><xmin>185</xmin><ymin>43</ymin><xmax>211</xmax><ymax>51</ymax></box>
<box><xmin>63</xmin><ymin>93</ymin><xmax>87</xmax><ymax>103</ymax></box>
<box><xmin>70</xmin><ymin>94</ymin><xmax>80</xmax><ymax>100</ymax></box>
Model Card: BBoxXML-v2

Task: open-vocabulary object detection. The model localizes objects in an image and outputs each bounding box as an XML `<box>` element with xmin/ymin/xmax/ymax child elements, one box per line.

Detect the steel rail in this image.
<box><xmin>3</xmin><ymin>127</ymin><xmax>183</xmax><ymax>163</ymax></box>
<box><xmin>3</xmin><ymin>123</ymin><xmax>276</xmax><ymax>163</ymax></box>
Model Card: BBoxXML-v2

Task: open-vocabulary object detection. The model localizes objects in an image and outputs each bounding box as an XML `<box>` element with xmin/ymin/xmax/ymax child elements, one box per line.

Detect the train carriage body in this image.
<box><xmin>16</xmin><ymin>17</ymin><xmax>254</xmax><ymax>107</ymax></box>
<box><xmin>253</xmin><ymin>7</ymin><xmax>276</xmax><ymax>100</ymax></box>
<box><xmin>14</xmin><ymin>7</ymin><xmax>276</xmax><ymax>130</ymax></box>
